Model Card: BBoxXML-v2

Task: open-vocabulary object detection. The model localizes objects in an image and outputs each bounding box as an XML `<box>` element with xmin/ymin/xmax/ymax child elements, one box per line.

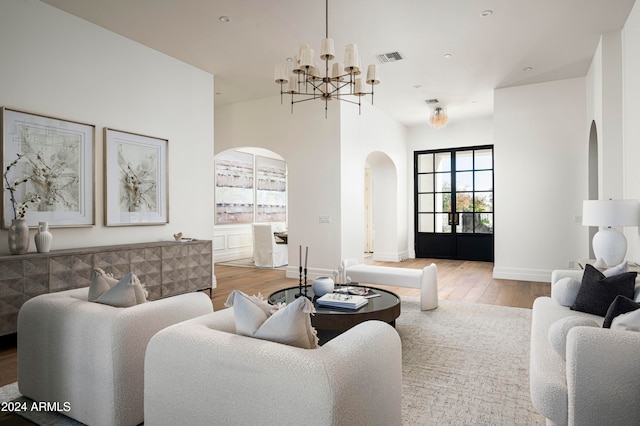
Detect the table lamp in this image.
<box><xmin>582</xmin><ymin>199</ymin><xmax>640</xmax><ymax>266</ymax></box>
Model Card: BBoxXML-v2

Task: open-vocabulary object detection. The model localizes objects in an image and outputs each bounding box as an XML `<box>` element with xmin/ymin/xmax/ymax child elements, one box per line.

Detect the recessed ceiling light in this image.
<box><xmin>413</xmin><ymin>84</ymin><xmax>422</xmax><ymax>89</ymax></box>
<box><xmin>219</xmin><ymin>16</ymin><xmax>231</xmax><ymax>23</ymax></box>
<box><xmin>523</xmin><ymin>66</ymin><xmax>533</xmax><ymax>71</ymax></box>
<box><xmin>444</xmin><ymin>53</ymin><xmax>452</xmax><ymax>59</ymax></box>
<box><xmin>480</xmin><ymin>10</ymin><xmax>493</xmax><ymax>17</ymax></box>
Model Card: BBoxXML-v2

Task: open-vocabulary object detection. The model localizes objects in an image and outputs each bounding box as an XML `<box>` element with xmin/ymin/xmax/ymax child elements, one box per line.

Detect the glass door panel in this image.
<box><xmin>475</xmin><ymin>170</ymin><xmax>493</xmax><ymax>191</ymax></box>
<box><xmin>417</xmin><ymin>153</ymin><xmax>434</xmax><ymax>173</ymax></box>
<box><xmin>475</xmin><ymin>149</ymin><xmax>493</xmax><ymax>169</ymax></box>
<box><xmin>418</xmin><ymin>175</ymin><xmax>434</xmax><ymax>192</ymax></box>
<box><xmin>434</xmin><ymin>152</ymin><xmax>451</xmax><ymax>172</ymax></box>
<box><xmin>455</xmin><ymin>150</ymin><xmax>473</xmax><ymax>171</ymax></box>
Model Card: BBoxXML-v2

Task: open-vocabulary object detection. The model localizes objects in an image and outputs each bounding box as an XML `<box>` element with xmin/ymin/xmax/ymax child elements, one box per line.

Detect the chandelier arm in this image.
<box><xmin>290</xmin><ymin>96</ymin><xmax>324</xmax><ymax>105</ymax></box>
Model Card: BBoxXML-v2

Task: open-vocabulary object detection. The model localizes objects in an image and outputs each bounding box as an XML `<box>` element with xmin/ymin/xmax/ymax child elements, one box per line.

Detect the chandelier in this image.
<box><xmin>429</xmin><ymin>107</ymin><xmax>448</xmax><ymax>128</ymax></box>
<box><xmin>274</xmin><ymin>0</ymin><xmax>380</xmax><ymax>117</ymax></box>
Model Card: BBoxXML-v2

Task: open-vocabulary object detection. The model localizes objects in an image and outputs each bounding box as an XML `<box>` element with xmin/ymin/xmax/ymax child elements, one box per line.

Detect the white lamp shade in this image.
<box><xmin>287</xmin><ymin>75</ymin><xmax>299</xmax><ymax>93</ymax></box>
<box><xmin>299</xmin><ymin>45</ymin><xmax>314</xmax><ymax>69</ymax></box>
<box><xmin>354</xmin><ymin>78</ymin><xmax>366</xmax><ymax>96</ymax></box>
<box><xmin>320</xmin><ymin>38</ymin><xmax>335</xmax><ymax>60</ymax></box>
<box><xmin>366</xmin><ymin>64</ymin><xmax>380</xmax><ymax>85</ymax></box>
<box><xmin>344</xmin><ymin>44</ymin><xmax>361</xmax><ymax>75</ymax></box>
<box><xmin>274</xmin><ymin>63</ymin><xmax>289</xmax><ymax>84</ymax></box>
<box><xmin>291</xmin><ymin>55</ymin><xmax>303</xmax><ymax>74</ymax></box>
<box><xmin>582</xmin><ymin>199</ymin><xmax>640</xmax><ymax>227</ymax></box>
<box><xmin>331</xmin><ymin>62</ymin><xmax>344</xmax><ymax>81</ymax></box>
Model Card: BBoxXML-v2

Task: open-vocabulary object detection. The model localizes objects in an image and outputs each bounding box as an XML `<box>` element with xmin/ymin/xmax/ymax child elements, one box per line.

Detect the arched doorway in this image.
<box><xmin>213</xmin><ymin>147</ymin><xmax>287</xmax><ymax>262</ymax></box>
<box><xmin>588</xmin><ymin>120</ymin><xmax>599</xmax><ymax>258</ymax></box>
<box><xmin>364</xmin><ymin>152</ymin><xmax>398</xmax><ymax>261</ymax></box>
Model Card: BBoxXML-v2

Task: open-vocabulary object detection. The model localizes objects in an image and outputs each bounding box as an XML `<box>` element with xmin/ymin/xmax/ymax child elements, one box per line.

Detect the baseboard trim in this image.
<box><xmin>285</xmin><ymin>266</ymin><xmax>336</xmax><ymax>281</ymax></box>
<box><xmin>372</xmin><ymin>251</ymin><xmax>410</xmax><ymax>262</ymax></box>
<box><xmin>492</xmin><ymin>267</ymin><xmax>552</xmax><ymax>283</ymax></box>
<box><xmin>213</xmin><ymin>248</ymin><xmax>253</xmax><ymax>263</ymax></box>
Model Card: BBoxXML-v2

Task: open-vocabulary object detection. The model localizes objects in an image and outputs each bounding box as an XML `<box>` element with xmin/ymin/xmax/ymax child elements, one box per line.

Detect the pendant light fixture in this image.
<box><xmin>274</xmin><ymin>0</ymin><xmax>380</xmax><ymax>117</ymax></box>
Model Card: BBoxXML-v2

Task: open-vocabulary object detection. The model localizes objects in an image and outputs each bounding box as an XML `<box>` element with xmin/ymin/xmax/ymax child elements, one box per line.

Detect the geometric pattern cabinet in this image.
<box><xmin>0</xmin><ymin>240</ymin><xmax>212</xmax><ymax>336</ymax></box>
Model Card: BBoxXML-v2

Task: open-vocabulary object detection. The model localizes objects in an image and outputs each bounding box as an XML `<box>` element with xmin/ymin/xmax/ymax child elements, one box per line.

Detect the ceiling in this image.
<box><xmin>42</xmin><ymin>0</ymin><xmax>636</xmax><ymax>127</ymax></box>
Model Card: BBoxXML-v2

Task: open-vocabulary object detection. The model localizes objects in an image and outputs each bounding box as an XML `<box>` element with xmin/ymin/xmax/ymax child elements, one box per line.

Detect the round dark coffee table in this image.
<box><xmin>268</xmin><ymin>285</ymin><xmax>401</xmax><ymax>332</ymax></box>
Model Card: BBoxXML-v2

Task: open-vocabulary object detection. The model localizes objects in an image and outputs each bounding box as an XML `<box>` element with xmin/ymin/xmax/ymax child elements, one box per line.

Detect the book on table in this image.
<box><xmin>316</xmin><ymin>293</ymin><xmax>368</xmax><ymax>310</ymax></box>
<box><xmin>333</xmin><ymin>286</ymin><xmax>381</xmax><ymax>298</ymax></box>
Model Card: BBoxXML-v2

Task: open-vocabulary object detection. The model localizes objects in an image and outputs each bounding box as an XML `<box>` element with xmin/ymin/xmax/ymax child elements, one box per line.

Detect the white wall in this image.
<box><xmin>493</xmin><ymin>78</ymin><xmax>587</xmax><ymax>281</ymax></box>
<box><xmin>215</xmin><ymin>96</ymin><xmax>343</xmax><ymax>276</ymax></box>
<box><xmin>0</xmin><ymin>2</ymin><xmax>215</xmax><ymax>278</ymax></box>
<box><xmin>622</xmin><ymin>2</ymin><xmax>640</xmax><ymax>262</ymax></box>
<box><xmin>587</xmin><ymin>32</ymin><xmax>625</xmax><ymax>200</ymax></box>
<box><xmin>340</xmin><ymin>103</ymin><xmax>408</xmax><ymax>263</ymax></box>
<box><xmin>215</xmin><ymin>96</ymin><xmax>408</xmax><ymax>275</ymax></box>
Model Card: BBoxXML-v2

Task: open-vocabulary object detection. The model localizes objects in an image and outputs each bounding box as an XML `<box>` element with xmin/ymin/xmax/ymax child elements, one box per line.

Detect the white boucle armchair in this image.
<box><xmin>144</xmin><ymin>308</ymin><xmax>402</xmax><ymax>426</ymax></box>
<box><xmin>530</xmin><ymin>270</ymin><xmax>640</xmax><ymax>426</ymax></box>
<box><xmin>17</xmin><ymin>288</ymin><xmax>214</xmax><ymax>426</ymax></box>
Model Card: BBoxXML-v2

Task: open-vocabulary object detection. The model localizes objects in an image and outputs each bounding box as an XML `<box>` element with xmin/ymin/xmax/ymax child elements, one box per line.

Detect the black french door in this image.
<box><xmin>414</xmin><ymin>146</ymin><xmax>494</xmax><ymax>261</ymax></box>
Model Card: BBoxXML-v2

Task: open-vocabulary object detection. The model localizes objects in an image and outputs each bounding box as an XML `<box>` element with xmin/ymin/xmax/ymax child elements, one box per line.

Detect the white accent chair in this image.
<box><xmin>530</xmin><ymin>269</ymin><xmax>640</xmax><ymax>426</ymax></box>
<box><xmin>144</xmin><ymin>308</ymin><xmax>403</xmax><ymax>426</ymax></box>
<box><xmin>17</xmin><ymin>288</ymin><xmax>214</xmax><ymax>426</ymax></box>
<box><xmin>252</xmin><ymin>223</ymin><xmax>288</xmax><ymax>267</ymax></box>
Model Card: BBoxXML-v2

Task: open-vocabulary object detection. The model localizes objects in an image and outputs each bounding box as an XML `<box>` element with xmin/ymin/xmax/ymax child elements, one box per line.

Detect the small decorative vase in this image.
<box><xmin>34</xmin><ymin>221</ymin><xmax>52</xmax><ymax>253</ymax></box>
<box><xmin>312</xmin><ymin>276</ymin><xmax>335</xmax><ymax>297</ymax></box>
<box><xmin>8</xmin><ymin>219</ymin><xmax>29</xmax><ymax>255</ymax></box>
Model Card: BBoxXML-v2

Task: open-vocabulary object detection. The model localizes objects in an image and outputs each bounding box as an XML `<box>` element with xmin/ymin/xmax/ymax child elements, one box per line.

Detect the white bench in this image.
<box><xmin>342</xmin><ymin>259</ymin><xmax>438</xmax><ymax>311</ymax></box>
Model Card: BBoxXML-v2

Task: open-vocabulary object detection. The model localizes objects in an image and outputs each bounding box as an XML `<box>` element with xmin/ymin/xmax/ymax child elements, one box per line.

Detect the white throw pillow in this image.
<box><xmin>611</xmin><ymin>308</ymin><xmax>640</xmax><ymax>331</ymax></box>
<box><xmin>88</xmin><ymin>268</ymin><xmax>119</xmax><ymax>301</ymax></box>
<box><xmin>548</xmin><ymin>316</ymin><xmax>600</xmax><ymax>360</ymax></box>
<box><xmin>603</xmin><ymin>261</ymin><xmax>628</xmax><ymax>277</ymax></box>
<box><xmin>551</xmin><ymin>277</ymin><xmax>582</xmax><ymax>307</ymax></box>
<box><xmin>225</xmin><ymin>290</ymin><xmax>318</xmax><ymax>349</ymax></box>
<box><xmin>95</xmin><ymin>272</ymin><xmax>148</xmax><ymax>307</ymax></box>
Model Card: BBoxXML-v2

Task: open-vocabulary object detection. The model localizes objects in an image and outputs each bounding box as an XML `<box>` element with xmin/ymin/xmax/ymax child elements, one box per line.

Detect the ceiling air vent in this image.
<box><xmin>377</xmin><ymin>51</ymin><xmax>404</xmax><ymax>63</ymax></box>
<box><xmin>425</xmin><ymin>99</ymin><xmax>439</xmax><ymax>105</ymax></box>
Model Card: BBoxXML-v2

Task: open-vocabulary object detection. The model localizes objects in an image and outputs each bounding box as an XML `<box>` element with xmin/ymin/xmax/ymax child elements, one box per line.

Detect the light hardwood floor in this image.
<box><xmin>0</xmin><ymin>258</ymin><xmax>550</xmax><ymax>389</ymax></box>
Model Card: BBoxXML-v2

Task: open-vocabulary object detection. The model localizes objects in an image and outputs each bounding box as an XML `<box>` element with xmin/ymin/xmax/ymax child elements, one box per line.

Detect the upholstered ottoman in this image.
<box><xmin>18</xmin><ymin>288</ymin><xmax>213</xmax><ymax>426</ymax></box>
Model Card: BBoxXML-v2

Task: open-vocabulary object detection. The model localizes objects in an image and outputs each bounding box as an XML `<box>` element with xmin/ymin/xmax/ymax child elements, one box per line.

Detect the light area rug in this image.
<box><xmin>0</xmin><ymin>298</ymin><xmax>544</xmax><ymax>425</ymax></box>
<box><xmin>398</xmin><ymin>297</ymin><xmax>544</xmax><ymax>425</ymax></box>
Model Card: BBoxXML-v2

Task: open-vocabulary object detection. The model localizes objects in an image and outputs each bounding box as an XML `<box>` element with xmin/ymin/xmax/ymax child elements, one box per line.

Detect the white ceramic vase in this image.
<box><xmin>34</xmin><ymin>221</ymin><xmax>52</xmax><ymax>253</ymax></box>
<box><xmin>312</xmin><ymin>276</ymin><xmax>334</xmax><ymax>297</ymax></box>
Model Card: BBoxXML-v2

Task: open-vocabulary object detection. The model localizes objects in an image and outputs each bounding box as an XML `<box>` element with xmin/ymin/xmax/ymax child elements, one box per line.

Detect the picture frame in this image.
<box><xmin>1</xmin><ymin>107</ymin><xmax>95</xmax><ymax>229</ymax></box>
<box><xmin>214</xmin><ymin>150</ymin><xmax>254</xmax><ymax>224</ymax></box>
<box><xmin>104</xmin><ymin>128</ymin><xmax>168</xmax><ymax>226</ymax></box>
<box><xmin>255</xmin><ymin>155</ymin><xmax>287</xmax><ymax>222</ymax></box>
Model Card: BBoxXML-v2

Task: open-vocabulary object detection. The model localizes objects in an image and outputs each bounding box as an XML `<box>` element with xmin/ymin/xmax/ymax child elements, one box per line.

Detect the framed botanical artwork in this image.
<box><xmin>104</xmin><ymin>128</ymin><xmax>168</xmax><ymax>226</ymax></box>
<box><xmin>1</xmin><ymin>107</ymin><xmax>95</xmax><ymax>229</ymax></box>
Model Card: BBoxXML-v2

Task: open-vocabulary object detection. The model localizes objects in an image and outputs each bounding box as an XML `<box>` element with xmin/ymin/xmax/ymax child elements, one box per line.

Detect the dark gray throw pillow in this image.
<box><xmin>603</xmin><ymin>295</ymin><xmax>640</xmax><ymax>328</ymax></box>
<box><xmin>571</xmin><ymin>264</ymin><xmax>636</xmax><ymax>317</ymax></box>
